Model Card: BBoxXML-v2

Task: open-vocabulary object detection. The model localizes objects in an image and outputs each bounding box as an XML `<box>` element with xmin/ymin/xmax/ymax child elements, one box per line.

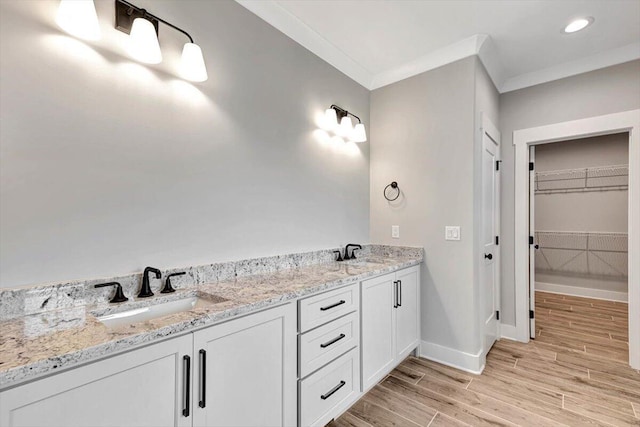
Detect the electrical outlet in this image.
<box><xmin>445</xmin><ymin>226</ymin><xmax>460</xmax><ymax>241</ymax></box>
<box><xmin>392</xmin><ymin>225</ymin><xmax>400</xmax><ymax>239</ymax></box>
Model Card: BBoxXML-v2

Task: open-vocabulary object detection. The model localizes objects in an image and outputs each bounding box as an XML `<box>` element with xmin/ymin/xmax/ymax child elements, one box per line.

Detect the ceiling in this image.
<box><xmin>236</xmin><ymin>0</ymin><xmax>640</xmax><ymax>92</ymax></box>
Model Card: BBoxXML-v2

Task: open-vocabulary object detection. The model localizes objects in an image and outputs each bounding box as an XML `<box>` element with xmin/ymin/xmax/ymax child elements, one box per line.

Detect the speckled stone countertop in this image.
<box><xmin>0</xmin><ymin>250</ymin><xmax>422</xmax><ymax>388</ymax></box>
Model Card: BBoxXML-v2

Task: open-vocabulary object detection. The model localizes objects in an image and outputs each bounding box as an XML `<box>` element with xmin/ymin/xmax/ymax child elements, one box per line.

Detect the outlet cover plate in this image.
<box><xmin>392</xmin><ymin>225</ymin><xmax>400</xmax><ymax>239</ymax></box>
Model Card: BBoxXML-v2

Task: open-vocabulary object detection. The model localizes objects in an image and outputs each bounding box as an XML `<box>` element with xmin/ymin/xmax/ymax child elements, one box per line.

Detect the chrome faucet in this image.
<box><xmin>139</xmin><ymin>267</ymin><xmax>161</xmax><ymax>298</ymax></box>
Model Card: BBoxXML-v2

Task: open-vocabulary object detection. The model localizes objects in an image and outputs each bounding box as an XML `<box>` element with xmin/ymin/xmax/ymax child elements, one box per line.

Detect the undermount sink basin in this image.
<box><xmin>96</xmin><ymin>295</ymin><xmax>227</xmax><ymax>328</ymax></box>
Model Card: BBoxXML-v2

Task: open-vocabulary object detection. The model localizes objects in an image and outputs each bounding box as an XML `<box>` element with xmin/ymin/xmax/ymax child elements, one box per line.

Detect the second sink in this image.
<box><xmin>95</xmin><ymin>294</ymin><xmax>228</xmax><ymax>328</ymax></box>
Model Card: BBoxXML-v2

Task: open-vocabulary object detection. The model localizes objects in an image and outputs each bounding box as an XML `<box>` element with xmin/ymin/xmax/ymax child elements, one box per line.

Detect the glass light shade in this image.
<box><xmin>351</xmin><ymin>123</ymin><xmax>367</xmax><ymax>143</ymax></box>
<box><xmin>180</xmin><ymin>43</ymin><xmax>208</xmax><ymax>82</ymax></box>
<box><xmin>128</xmin><ymin>18</ymin><xmax>162</xmax><ymax>64</ymax></box>
<box><xmin>323</xmin><ymin>108</ymin><xmax>338</xmax><ymax>131</ymax></box>
<box><xmin>338</xmin><ymin>116</ymin><xmax>353</xmax><ymax>137</ymax></box>
<box><xmin>56</xmin><ymin>0</ymin><xmax>101</xmax><ymax>41</ymax></box>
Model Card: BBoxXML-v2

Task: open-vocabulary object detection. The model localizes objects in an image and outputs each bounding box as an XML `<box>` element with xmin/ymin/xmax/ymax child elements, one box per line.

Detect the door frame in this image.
<box><xmin>479</xmin><ymin>113</ymin><xmax>501</xmax><ymax>362</ymax></box>
<box><xmin>512</xmin><ymin>109</ymin><xmax>640</xmax><ymax>369</ymax></box>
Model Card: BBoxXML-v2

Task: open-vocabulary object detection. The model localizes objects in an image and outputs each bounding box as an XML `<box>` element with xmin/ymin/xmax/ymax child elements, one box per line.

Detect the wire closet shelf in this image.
<box><xmin>535</xmin><ymin>164</ymin><xmax>629</xmax><ymax>194</ymax></box>
<box><xmin>535</xmin><ymin>231</ymin><xmax>628</xmax><ymax>278</ymax></box>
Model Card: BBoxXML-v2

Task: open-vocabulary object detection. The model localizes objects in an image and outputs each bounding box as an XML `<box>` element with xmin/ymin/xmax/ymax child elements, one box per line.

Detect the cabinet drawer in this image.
<box><xmin>299</xmin><ymin>283</ymin><xmax>358</xmax><ymax>332</ymax></box>
<box><xmin>299</xmin><ymin>312</ymin><xmax>359</xmax><ymax>378</ymax></box>
<box><xmin>299</xmin><ymin>348</ymin><xmax>360</xmax><ymax>427</ymax></box>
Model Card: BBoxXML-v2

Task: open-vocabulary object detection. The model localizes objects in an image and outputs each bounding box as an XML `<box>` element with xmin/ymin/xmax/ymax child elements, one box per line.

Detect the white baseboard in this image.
<box><xmin>536</xmin><ymin>281</ymin><xmax>628</xmax><ymax>302</ymax></box>
<box><xmin>499</xmin><ymin>323</ymin><xmax>520</xmax><ymax>341</ymax></box>
<box><xmin>419</xmin><ymin>341</ymin><xmax>484</xmax><ymax>374</ymax></box>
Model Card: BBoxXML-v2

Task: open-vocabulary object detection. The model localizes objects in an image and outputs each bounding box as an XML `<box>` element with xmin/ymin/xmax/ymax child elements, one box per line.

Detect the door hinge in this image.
<box><xmin>496</xmin><ymin>310</ymin><xmax>500</xmax><ymax>320</ymax></box>
<box><xmin>496</xmin><ymin>160</ymin><xmax>502</xmax><ymax>171</ymax></box>
<box><xmin>530</xmin><ymin>310</ymin><xmax>535</xmax><ymax>319</ymax></box>
<box><xmin>495</xmin><ymin>236</ymin><xmax>499</xmax><ymax>245</ymax></box>
<box><xmin>529</xmin><ymin>235</ymin><xmax>534</xmax><ymax>245</ymax></box>
<box><xmin>529</xmin><ymin>162</ymin><xmax>535</xmax><ymax>171</ymax></box>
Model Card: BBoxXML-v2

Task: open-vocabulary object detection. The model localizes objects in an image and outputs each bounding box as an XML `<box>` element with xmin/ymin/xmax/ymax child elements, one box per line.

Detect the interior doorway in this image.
<box><xmin>528</xmin><ymin>134</ymin><xmax>629</xmax><ymax>359</ymax></box>
<box><xmin>512</xmin><ymin>109</ymin><xmax>640</xmax><ymax>369</ymax></box>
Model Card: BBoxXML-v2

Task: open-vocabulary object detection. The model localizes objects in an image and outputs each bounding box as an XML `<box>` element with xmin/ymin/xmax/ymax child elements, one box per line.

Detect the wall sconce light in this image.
<box><xmin>323</xmin><ymin>105</ymin><xmax>367</xmax><ymax>143</ymax></box>
<box><xmin>114</xmin><ymin>0</ymin><xmax>208</xmax><ymax>81</ymax></box>
<box><xmin>55</xmin><ymin>0</ymin><xmax>208</xmax><ymax>82</ymax></box>
<box><xmin>56</xmin><ymin>0</ymin><xmax>101</xmax><ymax>41</ymax></box>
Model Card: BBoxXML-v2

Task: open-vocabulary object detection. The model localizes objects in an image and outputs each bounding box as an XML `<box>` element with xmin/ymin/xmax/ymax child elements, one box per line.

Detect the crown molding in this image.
<box><xmin>369</xmin><ymin>35</ymin><xmax>486</xmax><ymax>90</ymax></box>
<box><xmin>500</xmin><ymin>41</ymin><xmax>640</xmax><ymax>93</ymax></box>
<box><xmin>236</xmin><ymin>1</ymin><xmax>640</xmax><ymax>94</ymax></box>
<box><xmin>235</xmin><ymin>0</ymin><xmax>373</xmax><ymax>89</ymax></box>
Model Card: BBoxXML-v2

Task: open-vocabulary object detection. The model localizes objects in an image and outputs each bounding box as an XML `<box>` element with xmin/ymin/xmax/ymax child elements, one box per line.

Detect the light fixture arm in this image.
<box><xmin>116</xmin><ymin>0</ymin><xmax>195</xmax><ymax>43</ymax></box>
<box><xmin>330</xmin><ymin>104</ymin><xmax>362</xmax><ymax>124</ymax></box>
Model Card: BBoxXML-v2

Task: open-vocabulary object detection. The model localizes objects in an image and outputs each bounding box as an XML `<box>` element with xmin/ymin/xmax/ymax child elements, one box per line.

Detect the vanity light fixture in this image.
<box><xmin>115</xmin><ymin>0</ymin><xmax>208</xmax><ymax>81</ymax></box>
<box><xmin>563</xmin><ymin>17</ymin><xmax>594</xmax><ymax>33</ymax></box>
<box><xmin>323</xmin><ymin>105</ymin><xmax>367</xmax><ymax>143</ymax></box>
<box><xmin>56</xmin><ymin>0</ymin><xmax>101</xmax><ymax>41</ymax></box>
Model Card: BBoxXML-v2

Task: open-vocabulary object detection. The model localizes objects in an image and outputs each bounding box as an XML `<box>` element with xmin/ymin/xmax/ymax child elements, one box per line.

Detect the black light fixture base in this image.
<box><xmin>331</xmin><ymin>105</ymin><xmax>349</xmax><ymax>122</ymax></box>
<box><xmin>115</xmin><ymin>0</ymin><xmax>159</xmax><ymax>35</ymax></box>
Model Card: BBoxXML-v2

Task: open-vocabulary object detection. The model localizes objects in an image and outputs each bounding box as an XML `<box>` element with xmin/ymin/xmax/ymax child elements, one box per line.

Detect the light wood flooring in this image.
<box><xmin>329</xmin><ymin>291</ymin><xmax>639</xmax><ymax>426</ymax></box>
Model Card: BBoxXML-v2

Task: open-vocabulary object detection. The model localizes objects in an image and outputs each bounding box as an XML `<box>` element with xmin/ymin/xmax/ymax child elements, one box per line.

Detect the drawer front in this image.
<box><xmin>299</xmin><ymin>283</ymin><xmax>359</xmax><ymax>332</ymax></box>
<box><xmin>299</xmin><ymin>312</ymin><xmax>359</xmax><ymax>378</ymax></box>
<box><xmin>299</xmin><ymin>348</ymin><xmax>360</xmax><ymax>427</ymax></box>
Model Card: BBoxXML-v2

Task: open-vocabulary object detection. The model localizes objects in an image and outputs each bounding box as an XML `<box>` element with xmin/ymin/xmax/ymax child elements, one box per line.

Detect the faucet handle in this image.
<box><xmin>95</xmin><ymin>282</ymin><xmax>128</xmax><ymax>304</ymax></box>
<box><xmin>162</xmin><ymin>272</ymin><xmax>186</xmax><ymax>294</ymax></box>
<box><xmin>333</xmin><ymin>250</ymin><xmax>343</xmax><ymax>262</ymax></box>
<box><xmin>351</xmin><ymin>248</ymin><xmax>360</xmax><ymax>259</ymax></box>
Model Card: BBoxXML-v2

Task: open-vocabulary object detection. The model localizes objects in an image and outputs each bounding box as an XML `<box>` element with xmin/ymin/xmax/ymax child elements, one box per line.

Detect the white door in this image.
<box><xmin>361</xmin><ymin>272</ymin><xmax>396</xmax><ymax>391</ymax></box>
<box><xmin>529</xmin><ymin>145</ymin><xmax>536</xmax><ymax>339</ymax></box>
<box><xmin>0</xmin><ymin>335</ymin><xmax>192</xmax><ymax>427</ymax></box>
<box><xmin>192</xmin><ymin>303</ymin><xmax>297</xmax><ymax>427</ymax></box>
<box><xmin>481</xmin><ymin>122</ymin><xmax>500</xmax><ymax>358</ymax></box>
<box><xmin>395</xmin><ymin>266</ymin><xmax>420</xmax><ymax>359</ymax></box>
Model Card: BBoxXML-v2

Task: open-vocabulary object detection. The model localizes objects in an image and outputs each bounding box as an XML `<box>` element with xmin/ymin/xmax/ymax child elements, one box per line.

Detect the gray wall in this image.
<box><xmin>535</xmin><ymin>133</ymin><xmax>629</xmax><ymax>233</ymax></box>
<box><xmin>0</xmin><ymin>0</ymin><xmax>370</xmax><ymax>288</ymax></box>
<box><xmin>499</xmin><ymin>60</ymin><xmax>640</xmax><ymax>325</ymax></box>
<box><xmin>370</xmin><ymin>57</ymin><xmax>497</xmax><ymax>355</ymax></box>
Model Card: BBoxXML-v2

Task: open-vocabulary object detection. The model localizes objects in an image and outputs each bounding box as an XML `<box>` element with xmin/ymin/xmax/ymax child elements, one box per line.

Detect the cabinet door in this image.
<box><xmin>360</xmin><ymin>272</ymin><xmax>396</xmax><ymax>391</ymax></box>
<box><xmin>395</xmin><ymin>266</ymin><xmax>420</xmax><ymax>359</ymax></box>
<box><xmin>193</xmin><ymin>303</ymin><xmax>296</xmax><ymax>427</ymax></box>
<box><xmin>0</xmin><ymin>335</ymin><xmax>192</xmax><ymax>427</ymax></box>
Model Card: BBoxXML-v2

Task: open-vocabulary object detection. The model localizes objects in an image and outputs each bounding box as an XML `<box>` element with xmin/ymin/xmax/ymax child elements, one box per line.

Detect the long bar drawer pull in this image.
<box><xmin>320</xmin><ymin>300</ymin><xmax>346</xmax><ymax>311</ymax></box>
<box><xmin>320</xmin><ymin>333</ymin><xmax>346</xmax><ymax>348</ymax></box>
<box><xmin>199</xmin><ymin>349</ymin><xmax>206</xmax><ymax>408</ymax></box>
<box><xmin>182</xmin><ymin>355</ymin><xmax>191</xmax><ymax>417</ymax></box>
<box><xmin>321</xmin><ymin>380</ymin><xmax>346</xmax><ymax>400</ymax></box>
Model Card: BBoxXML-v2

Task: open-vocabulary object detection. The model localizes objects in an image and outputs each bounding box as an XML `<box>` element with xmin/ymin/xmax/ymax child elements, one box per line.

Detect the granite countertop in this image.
<box><xmin>0</xmin><ymin>254</ymin><xmax>421</xmax><ymax>388</ymax></box>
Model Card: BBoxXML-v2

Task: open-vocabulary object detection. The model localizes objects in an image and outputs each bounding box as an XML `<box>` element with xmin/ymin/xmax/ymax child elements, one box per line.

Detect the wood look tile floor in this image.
<box><xmin>329</xmin><ymin>291</ymin><xmax>639</xmax><ymax>427</ymax></box>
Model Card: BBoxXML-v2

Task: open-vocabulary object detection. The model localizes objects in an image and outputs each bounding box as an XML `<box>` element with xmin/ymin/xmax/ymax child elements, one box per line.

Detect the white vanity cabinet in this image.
<box><xmin>361</xmin><ymin>265</ymin><xmax>420</xmax><ymax>391</ymax></box>
<box><xmin>297</xmin><ymin>283</ymin><xmax>361</xmax><ymax>427</ymax></box>
<box><xmin>0</xmin><ymin>334</ymin><xmax>193</xmax><ymax>427</ymax></box>
<box><xmin>0</xmin><ymin>303</ymin><xmax>297</xmax><ymax>427</ymax></box>
<box><xmin>192</xmin><ymin>303</ymin><xmax>297</xmax><ymax>427</ymax></box>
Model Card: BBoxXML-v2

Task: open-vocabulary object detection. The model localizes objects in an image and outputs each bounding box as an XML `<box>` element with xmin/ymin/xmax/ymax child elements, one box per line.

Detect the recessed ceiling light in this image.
<box><xmin>563</xmin><ymin>17</ymin><xmax>594</xmax><ymax>33</ymax></box>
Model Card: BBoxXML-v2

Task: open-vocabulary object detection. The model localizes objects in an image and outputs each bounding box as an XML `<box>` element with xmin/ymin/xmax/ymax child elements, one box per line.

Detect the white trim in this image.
<box><xmin>369</xmin><ymin>35</ymin><xmax>485</xmax><ymax>90</ymax></box>
<box><xmin>499</xmin><ymin>324</ymin><xmax>518</xmax><ymax>341</ymax></box>
<box><xmin>501</xmin><ymin>42</ymin><xmax>640</xmax><ymax>93</ymax></box>
<box><xmin>233</xmin><ymin>2</ymin><xmax>640</xmax><ymax>93</ymax></box>
<box><xmin>234</xmin><ymin>0</ymin><xmax>372</xmax><ymax>88</ymax></box>
<box><xmin>419</xmin><ymin>341</ymin><xmax>484</xmax><ymax>375</ymax></box>
<box><xmin>536</xmin><ymin>282</ymin><xmax>628</xmax><ymax>303</ymax></box>
<box><xmin>513</xmin><ymin>109</ymin><xmax>640</xmax><ymax>369</ymax></box>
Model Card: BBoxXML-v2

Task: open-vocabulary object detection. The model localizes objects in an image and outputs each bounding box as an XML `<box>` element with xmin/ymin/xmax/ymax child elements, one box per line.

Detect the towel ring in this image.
<box><xmin>384</xmin><ymin>181</ymin><xmax>400</xmax><ymax>201</ymax></box>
